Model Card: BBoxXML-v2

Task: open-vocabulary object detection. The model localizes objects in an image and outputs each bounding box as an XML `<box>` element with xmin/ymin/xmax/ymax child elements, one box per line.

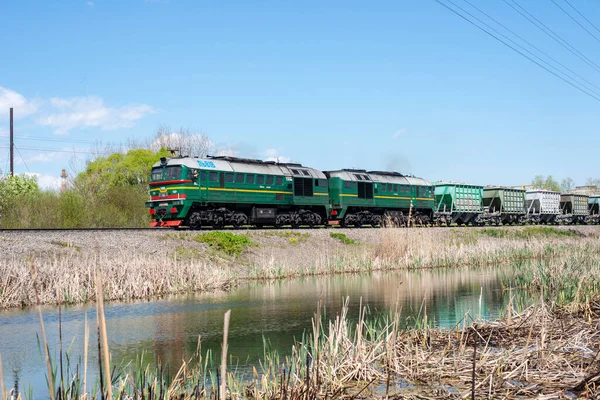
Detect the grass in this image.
<box><xmin>193</xmin><ymin>232</ymin><xmax>256</xmax><ymax>257</ymax></box>
<box><xmin>258</xmin><ymin>231</ymin><xmax>310</xmax><ymax>244</ymax></box>
<box><xmin>49</xmin><ymin>240</ymin><xmax>81</xmax><ymax>252</ymax></box>
<box><xmin>1</xmin><ymin>226</ymin><xmax>598</xmax><ymax>308</ymax></box>
<box><xmin>174</xmin><ymin>245</ymin><xmax>201</xmax><ymax>260</ymax></box>
<box><xmin>5</xmin><ymin>232</ymin><xmax>600</xmax><ymax>398</ymax></box>
<box><xmin>0</xmin><ymin>252</ymin><xmax>235</xmax><ymax>308</ymax></box>
<box><xmin>329</xmin><ymin>232</ymin><xmax>358</xmax><ymax>245</ymax></box>
<box><xmin>478</xmin><ymin>226</ymin><xmax>582</xmax><ymax>239</ymax></box>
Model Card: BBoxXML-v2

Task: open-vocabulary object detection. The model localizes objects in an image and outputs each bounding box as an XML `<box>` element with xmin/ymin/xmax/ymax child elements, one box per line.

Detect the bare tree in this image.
<box><xmin>150</xmin><ymin>124</ymin><xmax>214</xmax><ymax>157</ymax></box>
<box><xmin>560</xmin><ymin>177</ymin><xmax>575</xmax><ymax>192</ymax></box>
<box><xmin>586</xmin><ymin>178</ymin><xmax>600</xmax><ymax>188</ymax></box>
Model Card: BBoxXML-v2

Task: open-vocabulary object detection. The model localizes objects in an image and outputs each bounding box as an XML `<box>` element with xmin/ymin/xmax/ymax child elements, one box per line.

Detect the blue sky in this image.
<box><xmin>1</xmin><ymin>0</ymin><xmax>599</xmax><ymax>189</ymax></box>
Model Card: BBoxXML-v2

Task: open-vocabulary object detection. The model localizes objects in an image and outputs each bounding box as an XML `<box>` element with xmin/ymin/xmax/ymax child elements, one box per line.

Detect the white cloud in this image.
<box><xmin>22</xmin><ymin>151</ymin><xmax>64</xmax><ymax>164</ymax></box>
<box><xmin>24</xmin><ymin>172</ymin><xmax>62</xmax><ymax>191</ymax></box>
<box><xmin>215</xmin><ymin>148</ymin><xmax>239</xmax><ymax>157</ymax></box>
<box><xmin>263</xmin><ymin>148</ymin><xmax>292</xmax><ymax>163</ymax></box>
<box><xmin>392</xmin><ymin>129</ymin><xmax>406</xmax><ymax>138</ymax></box>
<box><xmin>39</xmin><ymin>96</ymin><xmax>155</xmax><ymax>134</ymax></box>
<box><xmin>0</xmin><ymin>85</ymin><xmax>154</xmax><ymax>134</ymax></box>
<box><xmin>0</xmin><ymin>86</ymin><xmax>39</xmax><ymax>120</ymax></box>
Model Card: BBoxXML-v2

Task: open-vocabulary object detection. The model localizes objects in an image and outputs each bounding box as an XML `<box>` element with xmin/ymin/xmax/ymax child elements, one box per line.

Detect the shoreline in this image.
<box><xmin>0</xmin><ymin>226</ymin><xmax>598</xmax><ymax>309</ymax></box>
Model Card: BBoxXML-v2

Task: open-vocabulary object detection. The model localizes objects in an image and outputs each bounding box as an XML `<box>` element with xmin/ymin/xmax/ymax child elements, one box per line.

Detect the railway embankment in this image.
<box><xmin>0</xmin><ymin>226</ymin><xmax>598</xmax><ymax>309</ymax></box>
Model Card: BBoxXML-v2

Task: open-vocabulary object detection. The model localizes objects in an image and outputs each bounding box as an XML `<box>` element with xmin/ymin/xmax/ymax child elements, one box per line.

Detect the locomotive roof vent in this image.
<box><xmin>367</xmin><ymin>170</ymin><xmax>405</xmax><ymax>177</ymax></box>
<box><xmin>207</xmin><ymin>155</ymin><xmax>304</xmax><ymax>167</ymax></box>
<box><xmin>339</xmin><ymin>168</ymin><xmax>368</xmax><ymax>173</ymax></box>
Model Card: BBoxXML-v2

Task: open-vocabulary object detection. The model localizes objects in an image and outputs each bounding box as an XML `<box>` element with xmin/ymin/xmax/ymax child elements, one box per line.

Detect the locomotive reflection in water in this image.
<box><xmin>146</xmin><ymin>155</ymin><xmax>600</xmax><ymax>229</ymax></box>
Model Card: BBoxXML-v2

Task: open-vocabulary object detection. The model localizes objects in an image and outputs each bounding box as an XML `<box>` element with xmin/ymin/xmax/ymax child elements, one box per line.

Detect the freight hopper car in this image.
<box><xmin>587</xmin><ymin>196</ymin><xmax>600</xmax><ymax>224</ymax></box>
<box><xmin>324</xmin><ymin>170</ymin><xmax>435</xmax><ymax>227</ymax></box>
<box><xmin>525</xmin><ymin>190</ymin><xmax>561</xmax><ymax>224</ymax></box>
<box><xmin>146</xmin><ymin>156</ymin><xmax>329</xmax><ymax>228</ymax></box>
<box><xmin>558</xmin><ymin>193</ymin><xmax>589</xmax><ymax>224</ymax></box>
<box><xmin>480</xmin><ymin>186</ymin><xmax>526</xmax><ymax>225</ymax></box>
<box><xmin>434</xmin><ymin>183</ymin><xmax>484</xmax><ymax>226</ymax></box>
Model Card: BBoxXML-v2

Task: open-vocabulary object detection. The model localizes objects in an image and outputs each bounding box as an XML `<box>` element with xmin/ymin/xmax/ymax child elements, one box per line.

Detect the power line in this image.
<box><xmin>502</xmin><ymin>0</ymin><xmax>600</xmax><ymax>74</ymax></box>
<box><xmin>563</xmin><ymin>0</ymin><xmax>600</xmax><ymax>36</ymax></box>
<box><xmin>462</xmin><ymin>0</ymin><xmax>600</xmax><ymax>92</ymax></box>
<box><xmin>550</xmin><ymin>0</ymin><xmax>600</xmax><ymax>45</ymax></box>
<box><xmin>0</xmin><ymin>134</ymin><xmax>99</xmax><ymax>145</ymax></box>
<box><xmin>0</xmin><ymin>145</ymin><xmax>114</xmax><ymax>156</ymax></box>
<box><xmin>14</xmin><ymin>145</ymin><xmax>31</xmax><ymax>173</ymax></box>
<box><xmin>433</xmin><ymin>0</ymin><xmax>600</xmax><ymax>102</ymax></box>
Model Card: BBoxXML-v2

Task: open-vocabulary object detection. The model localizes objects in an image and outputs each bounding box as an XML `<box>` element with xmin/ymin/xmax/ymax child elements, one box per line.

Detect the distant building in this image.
<box><xmin>570</xmin><ymin>185</ymin><xmax>600</xmax><ymax>195</ymax></box>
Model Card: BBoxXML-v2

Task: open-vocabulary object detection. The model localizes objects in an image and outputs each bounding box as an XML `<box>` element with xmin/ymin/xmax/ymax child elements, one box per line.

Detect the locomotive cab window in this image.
<box><xmin>151</xmin><ymin>167</ymin><xmax>163</xmax><ymax>181</ymax></box>
<box><xmin>381</xmin><ymin>184</ymin><xmax>386</xmax><ymax>192</ymax></box>
<box><xmin>165</xmin><ymin>166</ymin><xmax>182</xmax><ymax>180</ymax></box>
<box><xmin>209</xmin><ymin>172</ymin><xmax>218</xmax><ymax>182</ymax></box>
<box><xmin>200</xmin><ymin>171</ymin><xmax>207</xmax><ymax>181</ymax></box>
<box><xmin>344</xmin><ymin>181</ymin><xmax>352</xmax><ymax>189</ymax></box>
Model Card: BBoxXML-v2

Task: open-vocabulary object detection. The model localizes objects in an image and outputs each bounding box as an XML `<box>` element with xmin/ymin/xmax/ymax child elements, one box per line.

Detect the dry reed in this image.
<box><xmin>1</xmin><ymin>227</ymin><xmax>598</xmax><ymax>309</ymax></box>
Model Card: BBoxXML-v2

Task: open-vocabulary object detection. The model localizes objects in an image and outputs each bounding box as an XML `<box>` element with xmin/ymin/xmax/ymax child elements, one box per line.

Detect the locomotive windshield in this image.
<box><xmin>151</xmin><ymin>166</ymin><xmax>183</xmax><ymax>181</ymax></box>
<box><xmin>165</xmin><ymin>166</ymin><xmax>183</xmax><ymax>180</ymax></box>
<box><xmin>151</xmin><ymin>167</ymin><xmax>163</xmax><ymax>181</ymax></box>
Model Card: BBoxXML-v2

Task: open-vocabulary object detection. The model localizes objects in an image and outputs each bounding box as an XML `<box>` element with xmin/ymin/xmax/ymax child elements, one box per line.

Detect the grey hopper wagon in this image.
<box><xmin>525</xmin><ymin>190</ymin><xmax>561</xmax><ymax>224</ymax></box>
<box><xmin>558</xmin><ymin>193</ymin><xmax>589</xmax><ymax>224</ymax></box>
<box><xmin>480</xmin><ymin>186</ymin><xmax>526</xmax><ymax>225</ymax></box>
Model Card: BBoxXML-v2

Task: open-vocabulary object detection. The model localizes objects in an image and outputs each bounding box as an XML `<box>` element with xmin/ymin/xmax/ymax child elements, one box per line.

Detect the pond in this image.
<box><xmin>0</xmin><ymin>267</ymin><xmax>522</xmax><ymax>396</ymax></box>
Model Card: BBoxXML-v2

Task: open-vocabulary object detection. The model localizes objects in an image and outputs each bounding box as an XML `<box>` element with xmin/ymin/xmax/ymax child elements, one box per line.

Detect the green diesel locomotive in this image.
<box><xmin>147</xmin><ymin>156</ymin><xmax>329</xmax><ymax>228</ymax></box>
<box><xmin>146</xmin><ymin>156</ymin><xmax>435</xmax><ymax>228</ymax></box>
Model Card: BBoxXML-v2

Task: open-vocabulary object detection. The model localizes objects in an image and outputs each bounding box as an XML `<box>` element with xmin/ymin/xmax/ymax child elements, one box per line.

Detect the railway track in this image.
<box><xmin>0</xmin><ymin>224</ymin><xmax>593</xmax><ymax>232</ymax></box>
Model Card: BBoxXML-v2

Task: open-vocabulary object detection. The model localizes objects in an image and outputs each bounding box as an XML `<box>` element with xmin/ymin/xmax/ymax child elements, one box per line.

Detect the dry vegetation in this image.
<box><xmin>0</xmin><ymin>252</ymin><xmax>234</xmax><ymax>308</ymax></box>
<box><xmin>0</xmin><ymin>226</ymin><xmax>598</xmax><ymax>308</ymax></box>
<box><xmin>2</xmin><ymin>227</ymin><xmax>600</xmax><ymax>398</ymax></box>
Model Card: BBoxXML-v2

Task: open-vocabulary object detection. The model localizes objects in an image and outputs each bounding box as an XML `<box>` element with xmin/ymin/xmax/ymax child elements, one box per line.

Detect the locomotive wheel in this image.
<box><xmin>187</xmin><ymin>211</ymin><xmax>202</xmax><ymax>230</ymax></box>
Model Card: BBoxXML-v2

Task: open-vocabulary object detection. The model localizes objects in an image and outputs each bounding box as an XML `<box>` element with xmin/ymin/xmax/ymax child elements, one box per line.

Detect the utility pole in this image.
<box><xmin>9</xmin><ymin>107</ymin><xmax>14</xmax><ymax>176</ymax></box>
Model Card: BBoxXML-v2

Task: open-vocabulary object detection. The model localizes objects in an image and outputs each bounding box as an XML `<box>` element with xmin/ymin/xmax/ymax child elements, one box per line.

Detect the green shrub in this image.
<box><xmin>330</xmin><ymin>232</ymin><xmax>358</xmax><ymax>245</ymax></box>
<box><xmin>193</xmin><ymin>232</ymin><xmax>255</xmax><ymax>256</ymax></box>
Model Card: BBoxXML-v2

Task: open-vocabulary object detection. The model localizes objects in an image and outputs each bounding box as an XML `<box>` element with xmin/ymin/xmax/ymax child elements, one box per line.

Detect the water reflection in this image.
<box><xmin>0</xmin><ymin>267</ymin><xmax>517</xmax><ymax>395</ymax></box>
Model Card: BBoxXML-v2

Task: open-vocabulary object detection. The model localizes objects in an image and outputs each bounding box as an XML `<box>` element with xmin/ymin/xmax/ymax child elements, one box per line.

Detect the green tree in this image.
<box><xmin>75</xmin><ymin>148</ymin><xmax>170</xmax><ymax>196</ymax></box>
<box><xmin>0</xmin><ymin>174</ymin><xmax>41</xmax><ymax>227</ymax></box>
<box><xmin>531</xmin><ymin>175</ymin><xmax>561</xmax><ymax>192</ymax></box>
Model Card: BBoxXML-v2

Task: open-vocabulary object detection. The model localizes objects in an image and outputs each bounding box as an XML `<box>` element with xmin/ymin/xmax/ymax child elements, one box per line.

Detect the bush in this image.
<box><xmin>330</xmin><ymin>232</ymin><xmax>358</xmax><ymax>245</ymax></box>
<box><xmin>193</xmin><ymin>232</ymin><xmax>255</xmax><ymax>256</ymax></box>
